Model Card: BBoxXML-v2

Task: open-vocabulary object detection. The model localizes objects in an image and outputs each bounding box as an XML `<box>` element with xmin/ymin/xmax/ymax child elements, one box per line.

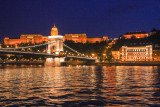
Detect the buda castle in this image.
<box><xmin>4</xmin><ymin>25</ymin><xmax>108</xmax><ymax>45</ymax></box>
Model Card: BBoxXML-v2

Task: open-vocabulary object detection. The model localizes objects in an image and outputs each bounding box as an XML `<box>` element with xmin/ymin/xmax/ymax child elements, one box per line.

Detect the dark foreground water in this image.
<box><xmin>0</xmin><ymin>65</ymin><xmax>160</xmax><ymax>107</ymax></box>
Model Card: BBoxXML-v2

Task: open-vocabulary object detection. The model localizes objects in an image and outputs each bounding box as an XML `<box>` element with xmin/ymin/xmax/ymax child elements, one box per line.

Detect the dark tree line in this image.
<box><xmin>64</xmin><ymin>40</ymin><xmax>108</xmax><ymax>55</ymax></box>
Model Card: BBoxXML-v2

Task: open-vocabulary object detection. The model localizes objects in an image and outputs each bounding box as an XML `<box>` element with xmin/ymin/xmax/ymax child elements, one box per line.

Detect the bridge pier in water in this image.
<box><xmin>45</xmin><ymin>57</ymin><xmax>65</xmax><ymax>66</ymax></box>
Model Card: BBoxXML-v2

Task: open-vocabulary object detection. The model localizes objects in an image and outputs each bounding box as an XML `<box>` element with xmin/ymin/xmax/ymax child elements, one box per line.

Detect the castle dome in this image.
<box><xmin>51</xmin><ymin>24</ymin><xmax>58</xmax><ymax>36</ymax></box>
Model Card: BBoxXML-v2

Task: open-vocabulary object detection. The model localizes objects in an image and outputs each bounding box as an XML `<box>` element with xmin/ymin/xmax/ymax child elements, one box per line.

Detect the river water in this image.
<box><xmin>0</xmin><ymin>65</ymin><xmax>160</xmax><ymax>106</ymax></box>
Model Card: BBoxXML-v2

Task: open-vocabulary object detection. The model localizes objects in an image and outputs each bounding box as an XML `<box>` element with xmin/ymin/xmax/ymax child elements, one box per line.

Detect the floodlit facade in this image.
<box><xmin>64</xmin><ymin>34</ymin><xmax>87</xmax><ymax>43</ymax></box>
<box><xmin>4</xmin><ymin>25</ymin><xmax>59</xmax><ymax>45</ymax></box>
<box><xmin>51</xmin><ymin>24</ymin><xmax>58</xmax><ymax>36</ymax></box>
<box><xmin>48</xmin><ymin>24</ymin><xmax>63</xmax><ymax>53</ymax></box>
<box><xmin>64</xmin><ymin>34</ymin><xmax>108</xmax><ymax>43</ymax></box>
<box><xmin>123</xmin><ymin>32</ymin><xmax>149</xmax><ymax>39</ymax></box>
<box><xmin>4</xmin><ymin>34</ymin><xmax>48</xmax><ymax>45</ymax></box>
<box><xmin>121</xmin><ymin>45</ymin><xmax>152</xmax><ymax>61</ymax></box>
<box><xmin>3</xmin><ymin>25</ymin><xmax>108</xmax><ymax>45</ymax></box>
<box><xmin>87</xmin><ymin>36</ymin><xmax>108</xmax><ymax>43</ymax></box>
<box><xmin>111</xmin><ymin>51</ymin><xmax>120</xmax><ymax>61</ymax></box>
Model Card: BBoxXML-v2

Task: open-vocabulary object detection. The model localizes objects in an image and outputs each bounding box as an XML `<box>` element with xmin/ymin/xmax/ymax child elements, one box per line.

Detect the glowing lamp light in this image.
<box><xmin>60</xmin><ymin>58</ymin><xmax>65</xmax><ymax>62</ymax></box>
<box><xmin>103</xmin><ymin>53</ymin><xmax>106</xmax><ymax>56</ymax></box>
<box><xmin>47</xmin><ymin>50</ymin><xmax>51</xmax><ymax>54</ymax></box>
<box><xmin>56</xmin><ymin>49</ymin><xmax>59</xmax><ymax>51</ymax></box>
<box><xmin>55</xmin><ymin>52</ymin><xmax>59</xmax><ymax>55</ymax></box>
<box><xmin>91</xmin><ymin>53</ymin><xmax>95</xmax><ymax>57</ymax></box>
<box><xmin>48</xmin><ymin>35</ymin><xmax>63</xmax><ymax>39</ymax></box>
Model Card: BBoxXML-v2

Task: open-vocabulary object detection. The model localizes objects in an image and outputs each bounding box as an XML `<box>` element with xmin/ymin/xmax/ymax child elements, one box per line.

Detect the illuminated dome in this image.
<box><xmin>51</xmin><ymin>24</ymin><xmax>58</xmax><ymax>36</ymax></box>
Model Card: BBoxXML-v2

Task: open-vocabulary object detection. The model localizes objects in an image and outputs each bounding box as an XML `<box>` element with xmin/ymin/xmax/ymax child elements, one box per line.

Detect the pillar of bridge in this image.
<box><xmin>59</xmin><ymin>39</ymin><xmax>63</xmax><ymax>51</ymax></box>
<box><xmin>55</xmin><ymin>39</ymin><xmax>63</xmax><ymax>52</ymax></box>
<box><xmin>45</xmin><ymin>57</ymin><xmax>65</xmax><ymax>66</ymax></box>
<box><xmin>47</xmin><ymin>35</ymin><xmax>63</xmax><ymax>54</ymax></box>
<box><xmin>47</xmin><ymin>42</ymin><xmax>51</xmax><ymax>54</ymax></box>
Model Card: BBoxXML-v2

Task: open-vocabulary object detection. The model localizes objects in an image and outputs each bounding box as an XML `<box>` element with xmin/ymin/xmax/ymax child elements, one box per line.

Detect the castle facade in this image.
<box><xmin>3</xmin><ymin>25</ymin><xmax>108</xmax><ymax>45</ymax></box>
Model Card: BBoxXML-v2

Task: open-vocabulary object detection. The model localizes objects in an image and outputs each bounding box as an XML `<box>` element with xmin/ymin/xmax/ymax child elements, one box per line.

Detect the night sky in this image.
<box><xmin>0</xmin><ymin>0</ymin><xmax>160</xmax><ymax>40</ymax></box>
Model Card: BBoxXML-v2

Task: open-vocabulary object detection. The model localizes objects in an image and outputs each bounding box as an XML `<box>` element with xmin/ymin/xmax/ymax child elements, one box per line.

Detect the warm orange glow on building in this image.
<box><xmin>64</xmin><ymin>34</ymin><xmax>108</xmax><ymax>43</ymax></box>
<box><xmin>64</xmin><ymin>34</ymin><xmax>87</xmax><ymax>43</ymax></box>
<box><xmin>123</xmin><ymin>32</ymin><xmax>149</xmax><ymax>39</ymax></box>
<box><xmin>3</xmin><ymin>25</ymin><xmax>108</xmax><ymax>45</ymax></box>
<box><xmin>4</xmin><ymin>34</ymin><xmax>48</xmax><ymax>45</ymax></box>
<box><xmin>111</xmin><ymin>51</ymin><xmax>120</xmax><ymax>61</ymax></box>
<box><xmin>4</xmin><ymin>37</ymin><xmax>21</xmax><ymax>45</ymax></box>
<box><xmin>51</xmin><ymin>24</ymin><xmax>58</xmax><ymax>36</ymax></box>
<box><xmin>3</xmin><ymin>25</ymin><xmax>58</xmax><ymax>45</ymax></box>
<box><xmin>121</xmin><ymin>45</ymin><xmax>152</xmax><ymax>61</ymax></box>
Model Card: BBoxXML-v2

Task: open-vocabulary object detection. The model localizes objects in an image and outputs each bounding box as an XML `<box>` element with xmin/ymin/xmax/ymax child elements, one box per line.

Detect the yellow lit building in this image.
<box><xmin>3</xmin><ymin>25</ymin><xmax>108</xmax><ymax>45</ymax></box>
<box><xmin>64</xmin><ymin>34</ymin><xmax>108</xmax><ymax>43</ymax></box>
<box><xmin>121</xmin><ymin>45</ymin><xmax>152</xmax><ymax>61</ymax></box>
<box><xmin>64</xmin><ymin>34</ymin><xmax>87</xmax><ymax>43</ymax></box>
<box><xmin>111</xmin><ymin>51</ymin><xmax>120</xmax><ymax>61</ymax></box>
<box><xmin>4</xmin><ymin>25</ymin><xmax>59</xmax><ymax>45</ymax></box>
<box><xmin>51</xmin><ymin>24</ymin><xmax>58</xmax><ymax>36</ymax></box>
<box><xmin>123</xmin><ymin>31</ymin><xmax>149</xmax><ymax>39</ymax></box>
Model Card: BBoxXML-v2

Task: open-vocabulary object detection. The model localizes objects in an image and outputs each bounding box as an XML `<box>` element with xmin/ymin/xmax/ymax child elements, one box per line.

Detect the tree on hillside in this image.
<box><xmin>106</xmin><ymin>49</ymin><xmax>113</xmax><ymax>63</ymax></box>
<box><xmin>131</xmin><ymin>35</ymin><xmax>136</xmax><ymax>39</ymax></box>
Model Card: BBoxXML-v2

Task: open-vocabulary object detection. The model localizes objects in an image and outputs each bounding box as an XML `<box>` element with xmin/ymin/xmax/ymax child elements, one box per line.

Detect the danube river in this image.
<box><xmin>0</xmin><ymin>65</ymin><xmax>160</xmax><ymax>106</ymax></box>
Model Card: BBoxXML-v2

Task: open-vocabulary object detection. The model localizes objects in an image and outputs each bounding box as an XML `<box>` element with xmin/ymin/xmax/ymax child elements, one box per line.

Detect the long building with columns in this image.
<box><xmin>3</xmin><ymin>25</ymin><xmax>108</xmax><ymax>45</ymax></box>
<box><xmin>64</xmin><ymin>34</ymin><xmax>108</xmax><ymax>43</ymax></box>
<box><xmin>121</xmin><ymin>45</ymin><xmax>152</xmax><ymax>61</ymax></box>
<box><xmin>111</xmin><ymin>30</ymin><xmax>160</xmax><ymax>62</ymax></box>
<box><xmin>4</xmin><ymin>25</ymin><xmax>58</xmax><ymax>45</ymax></box>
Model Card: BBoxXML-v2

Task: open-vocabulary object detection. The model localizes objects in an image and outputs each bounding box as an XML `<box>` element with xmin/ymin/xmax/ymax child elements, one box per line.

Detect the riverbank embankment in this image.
<box><xmin>0</xmin><ymin>61</ymin><xmax>45</xmax><ymax>65</ymax></box>
<box><xmin>1</xmin><ymin>61</ymin><xmax>160</xmax><ymax>66</ymax></box>
<box><xmin>95</xmin><ymin>62</ymin><xmax>160</xmax><ymax>66</ymax></box>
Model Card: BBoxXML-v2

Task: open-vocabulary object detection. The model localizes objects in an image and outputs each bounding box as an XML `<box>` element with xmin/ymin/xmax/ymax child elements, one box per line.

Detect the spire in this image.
<box><xmin>54</xmin><ymin>24</ymin><xmax>55</xmax><ymax>27</ymax></box>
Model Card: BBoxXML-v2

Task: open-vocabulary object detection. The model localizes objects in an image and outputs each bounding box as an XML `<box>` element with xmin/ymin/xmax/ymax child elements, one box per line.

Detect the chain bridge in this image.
<box><xmin>0</xmin><ymin>35</ymin><xmax>95</xmax><ymax>66</ymax></box>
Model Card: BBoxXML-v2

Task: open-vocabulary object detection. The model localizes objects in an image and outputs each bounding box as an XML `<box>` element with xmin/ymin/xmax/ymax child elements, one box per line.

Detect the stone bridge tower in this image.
<box><xmin>47</xmin><ymin>25</ymin><xmax>63</xmax><ymax>54</ymax></box>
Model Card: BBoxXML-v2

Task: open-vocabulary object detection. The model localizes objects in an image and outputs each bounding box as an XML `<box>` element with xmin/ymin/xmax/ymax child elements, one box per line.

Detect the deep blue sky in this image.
<box><xmin>0</xmin><ymin>0</ymin><xmax>160</xmax><ymax>40</ymax></box>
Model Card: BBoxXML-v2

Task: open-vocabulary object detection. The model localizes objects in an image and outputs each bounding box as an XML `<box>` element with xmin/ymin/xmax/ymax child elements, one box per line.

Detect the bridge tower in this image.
<box><xmin>45</xmin><ymin>25</ymin><xmax>65</xmax><ymax>66</ymax></box>
<box><xmin>47</xmin><ymin>36</ymin><xmax>63</xmax><ymax>54</ymax></box>
<box><xmin>47</xmin><ymin>25</ymin><xmax>63</xmax><ymax>54</ymax></box>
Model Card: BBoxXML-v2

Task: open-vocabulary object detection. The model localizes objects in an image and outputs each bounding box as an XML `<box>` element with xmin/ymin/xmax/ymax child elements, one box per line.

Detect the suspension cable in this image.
<box><xmin>0</xmin><ymin>41</ymin><xmax>56</xmax><ymax>50</ymax></box>
<box><xmin>63</xmin><ymin>43</ymin><xmax>82</xmax><ymax>55</ymax></box>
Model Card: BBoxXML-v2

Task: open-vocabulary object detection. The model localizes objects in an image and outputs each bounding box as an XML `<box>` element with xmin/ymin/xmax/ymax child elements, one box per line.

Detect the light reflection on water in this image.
<box><xmin>0</xmin><ymin>66</ymin><xmax>160</xmax><ymax>106</ymax></box>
